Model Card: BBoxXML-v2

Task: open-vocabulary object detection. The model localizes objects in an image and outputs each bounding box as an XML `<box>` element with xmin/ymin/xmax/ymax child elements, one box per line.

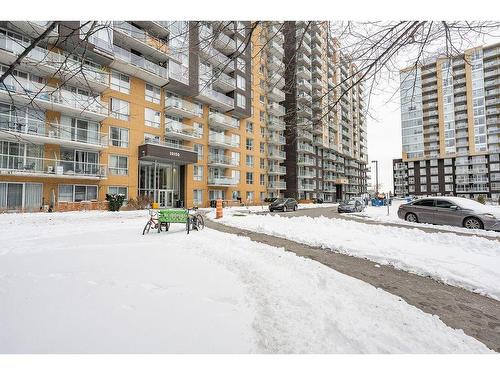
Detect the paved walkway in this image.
<box><xmin>264</xmin><ymin>206</ymin><xmax>500</xmax><ymax>242</ymax></box>
<box><xmin>205</xmin><ymin>217</ymin><xmax>500</xmax><ymax>352</ymax></box>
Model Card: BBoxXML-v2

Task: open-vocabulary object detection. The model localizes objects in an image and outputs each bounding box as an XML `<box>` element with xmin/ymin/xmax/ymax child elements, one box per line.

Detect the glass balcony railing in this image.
<box><xmin>208</xmin><ymin>154</ymin><xmax>239</xmax><ymax>166</ymax></box>
<box><xmin>113</xmin><ymin>45</ymin><xmax>168</xmax><ymax>79</ymax></box>
<box><xmin>113</xmin><ymin>21</ymin><xmax>170</xmax><ymax>56</ymax></box>
<box><xmin>0</xmin><ymin>154</ymin><xmax>106</xmax><ymax>178</ymax></box>
<box><xmin>207</xmin><ymin>176</ymin><xmax>239</xmax><ymax>186</ymax></box>
<box><xmin>0</xmin><ymin>113</ymin><xmax>107</xmax><ymax>147</ymax></box>
<box><xmin>165</xmin><ymin>119</ymin><xmax>201</xmax><ymax>139</ymax></box>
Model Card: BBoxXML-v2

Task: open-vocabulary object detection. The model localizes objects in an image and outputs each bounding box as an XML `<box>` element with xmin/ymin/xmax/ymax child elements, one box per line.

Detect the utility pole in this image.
<box><xmin>371</xmin><ymin>160</ymin><xmax>379</xmax><ymax>196</ymax></box>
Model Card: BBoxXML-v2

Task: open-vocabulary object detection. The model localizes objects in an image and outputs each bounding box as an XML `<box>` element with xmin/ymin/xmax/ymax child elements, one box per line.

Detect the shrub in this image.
<box><xmin>126</xmin><ymin>195</ymin><xmax>153</xmax><ymax>210</ymax></box>
<box><xmin>105</xmin><ymin>194</ymin><xmax>125</xmax><ymax>211</ymax></box>
<box><xmin>477</xmin><ymin>195</ymin><xmax>486</xmax><ymax>205</ymax></box>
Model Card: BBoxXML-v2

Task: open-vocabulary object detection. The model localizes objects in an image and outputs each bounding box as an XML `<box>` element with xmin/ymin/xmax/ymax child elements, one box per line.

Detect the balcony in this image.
<box><xmin>297</xmin><ymin>53</ymin><xmax>311</xmax><ymax>66</ymax></box>
<box><xmin>0</xmin><ymin>33</ymin><xmax>109</xmax><ymax>93</ymax></box>
<box><xmin>311</xmin><ymin>43</ymin><xmax>322</xmax><ymax>56</ymax></box>
<box><xmin>213</xmin><ymin>32</ymin><xmax>237</xmax><ymax>54</ymax></box>
<box><xmin>298</xmin><ymin>41</ymin><xmax>311</xmax><ymax>55</ymax></box>
<box><xmin>197</xmin><ymin>86</ymin><xmax>234</xmax><ymax>112</ymax></box>
<box><xmin>269</xmin><ymin>73</ymin><xmax>285</xmax><ymax>89</ymax></box>
<box><xmin>207</xmin><ymin>176</ymin><xmax>239</xmax><ymax>186</ymax></box>
<box><xmin>213</xmin><ymin>71</ymin><xmax>236</xmax><ymax>93</ymax></box>
<box><xmin>268</xmin><ymin>148</ymin><xmax>286</xmax><ymax>160</ymax></box>
<box><xmin>111</xmin><ymin>45</ymin><xmax>169</xmax><ymax>86</ymax></box>
<box><xmin>298</xmin><ymin>182</ymin><xmax>315</xmax><ymax>191</ymax></box>
<box><xmin>199</xmin><ymin>46</ymin><xmax>234</xmax><ymax>73</ymax></box>
<box><xmin>0</xmin><ymin>113</ymin><xmax>107</xmax><ymax>151</ymax></box>
<box><xmin>268</xmin><ymin>165</ymin><xmax>286</xmax><ymax>175</ymax></box>
<box><xmin>298</xmin><ymin>142</ymin><xmax>314</xmax><ymax>153</ymax></box>
<box><xmin>207</xmin><ymin>154</ymin><xmax>239</xmax><ymax>168</ymax></box>
<box><xmin>0</xmin><ymin>155</ymin><xmax>107</xmax><ymax>180</ymax></box>
<box><xmin>9</xmin><ymin>21</ymin><xmax>59</xmax><ymax>39</ymax></box>
<box><xmin>0</xmin><ymin>78</ymin><xmax>108</xmax><ymax>121</ymax></box>
<box><xmin>268</xmin><ymin>55</ymin><xmax>284</xmax><ymax>73</ymax></box>
<box><xmin>268</xmin><ymin>87</ymin><xmax>286</xmax><ymax>102</ymax></box>
<box><xmin>297</xmin><ymin>130</ymin><xmax>313</xmax><ymax>141</ymax></box>
<box><xmin>208</xmin><ymin>112</ymin><xmax>239</xmax><ymax>130</ymax></box>
<box><xmin>312</xmin><ymin>66</ymin><xmax>322</xmax><ymax>78</ymax></box>
<box><xmin>311</xmin><ymin>78</ymin><xmax>323</xmax><ymax>89</ymax></box>
<box><xmin>297</xmin><ymin>66</ymin><xmax>312</xmax><ymax>80</ymax></box>
<box><xmin>165</xmin><ymin>119</ymin><xmax>202</xmax><ymax>141</ymax></box>
<box><xmin>298</xmin><ymin>169</ymin><xmax>315</xmax><ymax>178</ymax></box>
<box><xmin>165</xmin><ymin>97</ymin><xmax>198</xmax><ymax>118</ymax></box>
<box><xmin>297</xmin><ymin>156</ymin><xmax>315</xmax><ymax>166</ymax></box>
<box><xmin>297</xmin><ymin>105</ymin><xmax>312</xmax><ymax>117</ymax></box>
<box><xmin>297</xmin><ymin>79</ymin><xmax>312</xmax><ymax>92</ymax></box>
<box><xmin>268</xmin><ymin>134</ymin><xmax>286</xmax><ymax>145</ymax></box>
<box><xmin>268</xmin><ymin>40</ymin><xmax>284</xmax><ymax>57</ymax></box>
<box><xmin>267</xmin><ymin>102</ymin><xmax>286</xmax><ymax>117</ymax></box>
<box><xmin>268</xmin><ymin>181</ymin><xmax>287</xmax><ymax>190</ymax></box>
<box><xmin>297</xmin><ymin>91</ymin><xmax>312</xmax><ymax>103</ymax></box>
<box><xmin>268</xmin><ymin>116</ymin><xmax>286</xmax><ymax>131</ymax></box>
<box><xmin>112</xmin><ymin>21</ymin><xmax>172</xmax><ymax>61</ymax></box>
<box><xmin>208</xmin><ymin>133</ymin><xmax>239</xmax><ymax>148</ymax></box>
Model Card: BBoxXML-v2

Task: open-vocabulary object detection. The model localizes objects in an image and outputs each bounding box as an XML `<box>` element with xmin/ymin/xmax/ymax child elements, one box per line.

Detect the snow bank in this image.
<box><xmin>0</xmin><ymin>211</ymin><xmax>491</xmax><ymax>353</ymax></box>
<box><xmin>216</xmin><ymin>212</ymin><xmax>500</xmax><ymax>301</ymax></box>
<box><xmin>345</xmin><ymin>200</ymin><xmax>500</xmax><ymax>239</ymax></box>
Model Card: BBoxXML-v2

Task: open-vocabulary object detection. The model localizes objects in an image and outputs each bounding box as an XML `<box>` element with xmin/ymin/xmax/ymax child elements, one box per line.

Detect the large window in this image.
<box><xmin>246</xmin><ymin>172</ymin><xmax>253</xmax><ymax>184</ymax></box>
<box><xmin>145</xmin><ymin>108</ymin><xmax>161</xmax><ymax>128</ymax></box>
<box><xmin>58</xmin><ymin>184</ymin><xmax>98</xmax><ymax>202</ymax></box>
<box><xmin>237</xmin><ymin>93</ymin><xmax>246</xmax><ymax>109</ymax></box>
<box><xmin>110</xmin><ymin>71</ymin><xmax>130</xmax><ymax>94</ymax></box>
<box><xmin>108</xmin><ymin>186</ymin><xmax>128</xmax><ymax>199</ymax></box>
<box><xmin>109</xmin><ymin>126</ymin><xmax>129</xmax><ymax>148</ymax></box>
<box><xmin>193</xmin><ymin>165</ymin><xmax>203</xmax><ymax>181</ymax></box>
<box><xmin>0</xmin><ymin>182</ymin><xmax>42</xmax><ymax>211</ymax></box>
<box><xmin>236</xmin><ymin>75</ymin><xmax>246</xmax><ymax>90</ymax></box>
<box><xmin>193</xmin><ymin>189</ymin><xmax>203</xmax><ymax>205</ymax></box>
<box><xmin>110</xmin><ymin>98</ymin><xmax>129</xmax><ymax>121</ymax></box>
<box><xmin>145</xmin><ymin>83</ymin><xmax>161</xmax><ymax>104</ymax></box>
<box><xmin>109</xmin><ymin>155</ymin><xmax>128</xmax><ymax>175</ymax></box>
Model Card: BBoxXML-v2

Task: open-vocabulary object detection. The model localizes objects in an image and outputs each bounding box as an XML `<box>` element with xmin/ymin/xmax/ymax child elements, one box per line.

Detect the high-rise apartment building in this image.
<box><xmin>393</xmin><ymin>42</ymin><xmax>500</xmax><ymax>200</ymax></box>
<box><xmin>0</xmin><ymin>21</ymin><xmax>368</xmax><ymax>211</ymax></box>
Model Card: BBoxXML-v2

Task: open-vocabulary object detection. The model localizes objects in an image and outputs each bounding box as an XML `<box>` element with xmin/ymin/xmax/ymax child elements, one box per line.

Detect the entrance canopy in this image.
<box><xmin>138</xmin><ymin>142</ymin><xmax>197</xmax><ymax>165</ymax></box>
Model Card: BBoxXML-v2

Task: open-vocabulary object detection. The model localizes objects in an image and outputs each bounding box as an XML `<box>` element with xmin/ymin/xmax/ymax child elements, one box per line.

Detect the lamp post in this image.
<box><xmin>371</xmin><ymin>160</ymin><xmax>379</xmax><ymax>197</ymax></box>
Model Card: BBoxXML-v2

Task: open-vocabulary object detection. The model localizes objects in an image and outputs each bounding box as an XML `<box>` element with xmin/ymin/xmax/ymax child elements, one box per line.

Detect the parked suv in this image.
<box><xmin>269</xmin><ymin>198</ymin><xmax>298</xmax><ymax>212</ymax></box>
<box><xmin>397</xmin><ymin>197</ymin><xmax>500</xmax><ymax>230</ymax></box>
<box><xmin>338</xmin><ymin>199</ymin><xmax>365</xmax><ymax>213</ymax></box>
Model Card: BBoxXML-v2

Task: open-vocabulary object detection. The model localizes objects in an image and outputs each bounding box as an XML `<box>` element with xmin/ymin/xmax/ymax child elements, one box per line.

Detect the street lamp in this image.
<box><xmin>371</xmin><ymin>160</ymin><xmax>379</xmax><ymax>197</ymax></box>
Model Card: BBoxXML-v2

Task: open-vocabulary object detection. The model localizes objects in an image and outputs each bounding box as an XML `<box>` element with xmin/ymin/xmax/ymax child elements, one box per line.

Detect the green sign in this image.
<box><xmin>158</xmin><ymin>209</ymin><xmax>189</xmax><ymax>223</ymax></box>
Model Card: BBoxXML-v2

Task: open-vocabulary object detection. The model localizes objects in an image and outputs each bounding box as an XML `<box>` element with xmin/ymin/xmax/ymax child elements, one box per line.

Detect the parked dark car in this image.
<box><xmin>338</xmin><ymin>199</ymin><xmax>365</xmax><ymax>213</ymax></box>
<box><xmin>397</xmin><ymin>197</ymin><xmax>500</xmax><ymax>230</ymax></box>
<box><xmin>269</xmin><ymin>198</ymin><xmax>298</xmax><ymax>212</ymax></box>
<box><xmin>313</xmin><ymin>198</ymin><xmax>324</xmax><ymax>204</ymax></box>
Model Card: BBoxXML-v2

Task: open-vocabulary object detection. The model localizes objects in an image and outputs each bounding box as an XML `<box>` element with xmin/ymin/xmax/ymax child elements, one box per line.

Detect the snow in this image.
<box><xmin>199</xmin><ymin>202</ymin><xmax>338</xmax><ymax>214</ymax></box>
<box><xmin>345</xmin><ymin>199</ymin><xmax>500</xmax><ymax>239</ymax></box>
<box><xmin>0</xmin><ymin>210</ymin><xmax>491</xmax><ymax>353</ymax></box>
<box><xmin>214</xmin><ymin>211</ymin><xmax>500</xmax><ymax>301</ymax></box>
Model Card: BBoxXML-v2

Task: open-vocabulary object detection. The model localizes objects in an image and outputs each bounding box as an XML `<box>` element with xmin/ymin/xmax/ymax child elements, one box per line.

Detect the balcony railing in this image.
<box><xmin>165</xmin><ymin>119</ymin><xmax>201</xmax><ymax>140</ymax></box>
<box><xmin>0</xmin><ymin>113</ymin><xmax>108</xmax><ymax>148</ymax></box>
<box><xmin>208</xmin><ymin>133</ymin><xmax>240</xmax><ymax>148</ymax></box>
<box><xmin>0</xmin><ymin>154</ymin><xmax>107</xmax><ymax>179</ymax></box>
<box><xmin>165</xmin><ymin>97</ymin><xmax>199</xmax><ymax>117</ymax></box>
<box><xmin>268</xmin><ymin>181</ymin><xmax>286</xmax><ymax>189</ymax></box>
<box><xmin>113</xmin><ymin>21</ymin><xmax>170</xmax><ymax>56</ymax></box>
<box><xmin>208</xmin><ymin>112</ymin><xmax>239</xmax><ymax>129</ymax></box>
<box><xmin>207</xmin><ymin>176</ymin><xmax>239</xmax><ymax>186</ymax></box>
<box><xmin>198</xmin><ymin>85</ymin><xmax>234</xmax><ymax>110</ymax></box>
<box><xmin>113</xmin><ymin>45</ymin><xmax>168</xmax><ymax>79</ymax></box>
<box><xmin>0</xmin><ymin>77</ymin><xmax>108</xmax><ymax>118</ymax></box>
<box><xmin>208</xmin><ymin>154</ymin><xmax>239</xmax><ymax>166</ymax></box>
<box><xmin>268</xmin><ymin>165</ymin><xmax>286</xmax><ymax>174</ymax></box>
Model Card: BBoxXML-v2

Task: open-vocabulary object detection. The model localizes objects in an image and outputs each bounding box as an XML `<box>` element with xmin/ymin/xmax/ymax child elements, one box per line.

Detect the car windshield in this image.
<box><xmin>346</xmin><ymin>200</ymin><xmax>356</xmax><ymax>205</ymax></box>
<box><xmin>273</xmin><ymin>198</ymin><xmax>286</xmax><ymax>204</ymax></box>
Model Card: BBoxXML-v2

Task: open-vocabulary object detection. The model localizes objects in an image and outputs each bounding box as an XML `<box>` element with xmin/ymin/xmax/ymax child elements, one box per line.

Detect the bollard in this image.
<box><xmin>152</xmin><ymin>202</ymin><xmax>159</xmax><ymax>209</ymax></box>
<box><xmin>215</xmin><ymin>198</ymin><xmax>223</xmax><ymax>219</ymax></box>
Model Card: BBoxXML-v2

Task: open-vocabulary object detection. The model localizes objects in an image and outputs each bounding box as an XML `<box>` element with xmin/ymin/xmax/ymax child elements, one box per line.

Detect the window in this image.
<box><xmin>109</xmin><ymin>155</ymin><xmax>128</xmax><ymax>175</ymax></box>
<box><xmin>259</xmin><ymin>111</ymin><xmax>265</xmax><ymax>122</ymax></box>
<box><xmin>260</xmin><ymin>142</ymin><xmax>265</xmax><ymax>154</ymax></box>
<box><xmin>260</xmin><ymin>174</ymin><xmax>265</xmax><ymax>185</ymax></box>
<box><xmin>259</xmin><ymin>94</ymin><xmax>265</xmax><ymax>104</ymax></box>
<box><xmin>246</xmin><ymin>191</ymin><xmax>254</xmax><ymax>202</ymax></box>
<box><xmin>110</xmin><ymin>98</ymin><xmax>129</xmax><ymax>121</ymax></box>
<box><xmin>236</xmin><ymin>75</ymin><xmax>246</xmax><ymax>90</ymax></box>
<box><xmin>444</xmin><ymin>158</ymin><xmax>453</xmax><ymax>165</ymax></box>
<box><xmin>194</xmin><ymin>122</ymin><xmax>204</xmax><ymax>136</ymax></box>
<box><xmin>109</xmin><ymin>126</ymin><xmax>129</xmax><ymax>148</ymax></box>
<box><xmin>110</xmin><ymin>71</ymin><xmax>130</xmax><ymax>94</ymax></box>
<box><xmin>430</xmin><ymin>167</ymin><xmax>438</xmax><ymax>175</ymax></box>
<box><xmin>58</xmin><ymin>185</ymin><xmax>97</xmax><ymax>202</ymax></box>
<box><xmin>436</xmin><ymin>200</ymin><xmax>454</xmax><ymax>208</ymax></box>
<box><xmin>145</xmin><ymin>83</ymin><xmax>161</xmax><ymax>104</ymax></box>
<box><xmin>246</xmin><ymin>155</ymin><xmax>253</xmax><ymax>167</ymax></box>
<box><xmin>246</xmin><ymin>138</ymin><xmax>253</xmax><ymax>151</ymax></box>
<box><xmin>260</xmin><ymin>126</ymin><xmax>265</xmax><ymax>137</ymax></box>
<box><xmin>237</xmin><ymin>93</ymin><xmax>246</xmax><ymax>109</ymax></box>
<box><xmin>194</xmin><ymin>144</ymin><xmax>204</xmax><ymax>160</ymax></box>
<box><xmin>444</xmin><ymin>166</ymin><xmax>453</xmax><ymax>174</ymax></box>
<box><xmin>145</xmin><ymin>108</ymin><xmax>161</xmax><ymax>128</ymax></box>
<box><xmin>246</xmin><ymin>121</ymin><xmax>253</xmax><ymax>134</ymax></box>
<box><xmin>108</xmin><ymin>186</ymin><xmax>128</xmax><ymax>199</ymax></box>
<box><xmin>430</xmin><ymin>176</ymin><xmax>439</xmax><ymax>183</ymax></box>
<box><xmin>193</xmin><ymin>165</ymin><xmax>203</xmax><ymax>181</ymax></box>
<box><xmin>193</xmin><ymin>189</ymin><xmax>203</xmax><ymax>205</ymax></box>
<box><xmin>260</xmin><ymin>158</ymin><xmax>265</xmax><ymax>169</ymax></box>
<box><xmin>236</xmin><ymin>57</ymin><xmax>246</xmax><ymax>73</ymax></box>
<box><xmin>413</xmin><ymin>199</ymin><xmax>434</xmax><ymax>207</ymax></box>
<box><xmin>246</xmin><ymin>172</ymin><xmax>253</xmax><ymax>184</ymax></box>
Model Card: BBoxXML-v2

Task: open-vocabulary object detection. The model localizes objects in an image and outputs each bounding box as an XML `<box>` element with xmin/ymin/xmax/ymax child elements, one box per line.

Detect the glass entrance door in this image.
<box><xmin>158</xmin><ymin>190</ymin><xmax>174</xmax><ymax>208</ymax></box>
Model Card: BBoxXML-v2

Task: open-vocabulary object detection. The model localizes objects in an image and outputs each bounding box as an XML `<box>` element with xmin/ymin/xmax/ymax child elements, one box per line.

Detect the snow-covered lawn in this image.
<box><xmin>213</xmin><ymin>211</ymin><xmax>500</xmax><ymax>301</ymax></box>
<box><xmin>344</xmin><ymin>199</ymin><xmax>500</xmax><ymax>239</ymax></box>
<box><xmin>199</xmin><ymin>202</ymin><xmax>338</xmax><ymax>214</ymax></box>
<box><xmin>0</xmin><ymin>210</ymin><xmax>491</xmax><ymax>353</ymax></box>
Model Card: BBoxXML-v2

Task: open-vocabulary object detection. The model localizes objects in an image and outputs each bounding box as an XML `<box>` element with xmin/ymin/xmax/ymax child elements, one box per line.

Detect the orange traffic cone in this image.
<box><xmin>215</xmin><ymin>198</ymin><xmax>223</xmax><ymax>219</ymax></box>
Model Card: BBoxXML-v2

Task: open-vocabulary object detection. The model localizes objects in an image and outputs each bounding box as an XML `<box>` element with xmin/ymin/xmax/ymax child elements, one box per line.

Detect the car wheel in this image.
<box><xmin>283</xmin><ymin>206</ymin><xmax>287</xmax><ymax>212</ymax></box>
<box><xmin>293</xmin><ymin>205</ymin><xmax>297</xmax><ymax>211</ymax></box>
<box><xmin>463</xmin><ymin>217</ymin><xmax>483</xmax><ymax>230</ymax></box>
<box><xmin>269</xmin><ymin>208</ymin><xmax>273</xmax><ymax>213</ymax></box>
<box><xmin>405</xmin><ymin>212</ymin><xmax>418</xmax><ymax>223</ymax></box>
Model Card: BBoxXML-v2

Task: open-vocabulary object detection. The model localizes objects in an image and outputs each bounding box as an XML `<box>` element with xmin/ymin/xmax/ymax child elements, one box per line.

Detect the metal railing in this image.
<box><xmin>208</xmin><ymin>133</ymin><xmax>239</xmax><ymax>147</ymax></box>
<box><xmin>113</xmin><ymin>45</ymin><xmax>168</xmax><ymax>79</ymax></box>
<box><xmin>0</xmin><ymin>154</ymin><xmax>107</xmax><ymax>178</ymax></box>
<box><xmin>0</xmin><ymin>113</ymin><xmax>108</xmax><ymax>147</ymax></box>
<box><xmin>207</xmin><ymin>176</ymin><xmax>238</xmax><ymax>185</ymax></box>
<box><xmin>165</xmin><ymin>96</ymin><xmax>198</xmax><ymax>115</ymax></box>
<box><xmin>165</xmin><ymin>119</ymin><xmax>201</xmax><ymax>139</ymax></box>
<box><xmin>208</xmin><ymin>112</ymin><xmax>239</xmax><ymax>129</ymax></box>
<box><xmin>208</xmin><ymin>154</ymin><xmax>239</xmax><ymax>166</ymax></box>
